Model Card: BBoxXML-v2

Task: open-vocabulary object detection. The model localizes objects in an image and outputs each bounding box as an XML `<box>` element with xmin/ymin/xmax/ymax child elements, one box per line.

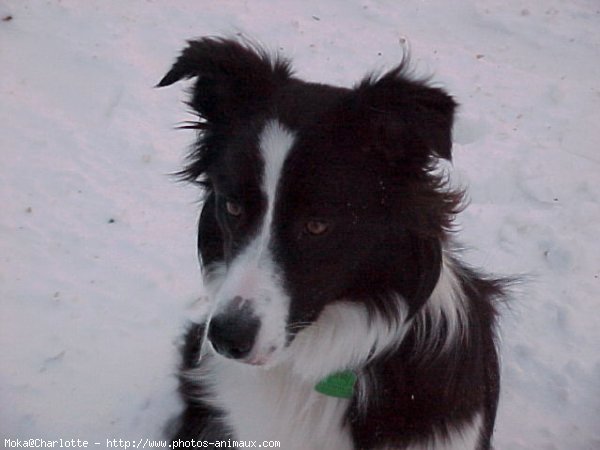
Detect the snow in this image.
<box><xmin>1</xmin><ymin>0</ymin><xmax>599</xmax><ymax>448</ymax></box>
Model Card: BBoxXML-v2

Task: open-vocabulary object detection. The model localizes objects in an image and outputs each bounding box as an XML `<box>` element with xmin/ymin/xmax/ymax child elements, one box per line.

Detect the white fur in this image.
<box><xmin>194</xmin><ymin>356</ymin><xmax>354</xmax><ymax>450</ymax></box>
<box><xmin>207</xmin><ymin>120</ymin><xmax>296</xmax><ymax>365</ymax></box>
<box><xmin>413</xmin><ymin>251</ymin><xmax>469</xmax><ymax>353</ymax></box>
<box><xmin>258</xmin><ymin>120</ymin><xmax>295</xmax><ymax>245</ymax></box>
<box><xmin>284</xmin><ymin>299</ymin><xmax>409</xmax><ymax>383</ymax></box>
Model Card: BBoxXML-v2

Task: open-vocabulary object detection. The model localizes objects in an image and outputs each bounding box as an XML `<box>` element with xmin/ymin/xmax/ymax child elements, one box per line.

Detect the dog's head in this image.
<box><xmin>159</xmin><ymin>38</ymin><xmax>460</xmax><ymax>369</ymax></box>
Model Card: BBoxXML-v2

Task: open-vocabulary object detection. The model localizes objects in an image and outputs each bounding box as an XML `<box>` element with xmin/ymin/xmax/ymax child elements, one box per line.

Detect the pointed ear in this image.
<box><xmin>157</xmin><ymin>37</ymin><xmax>292</xmax><ymax>122</ymax></box>
<box><xmin>356</xmin><ymin>63</ymin><xmax>457</xmax><ymax>164</ymax></box>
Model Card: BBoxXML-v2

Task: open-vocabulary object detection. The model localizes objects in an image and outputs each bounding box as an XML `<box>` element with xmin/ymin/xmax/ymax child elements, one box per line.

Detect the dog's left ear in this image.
<box><xmin>355</xmin><ymin>63</ymin><xmax>457</xmax><ymax>165</ymax></box>
<box><xmin>156</xmin><ymin>37</ymin><xmax>291</xmax><ymax>123</ymax></box>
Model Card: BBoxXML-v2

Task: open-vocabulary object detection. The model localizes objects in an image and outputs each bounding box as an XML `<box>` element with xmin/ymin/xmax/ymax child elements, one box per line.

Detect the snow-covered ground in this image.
<box><xmin>1</xmin><ymin>1</ymin><xmax>599</xmax><ymax>448</ymax></box>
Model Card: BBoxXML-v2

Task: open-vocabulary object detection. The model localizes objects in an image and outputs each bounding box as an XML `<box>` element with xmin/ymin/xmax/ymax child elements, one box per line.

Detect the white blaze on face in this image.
<box><xmin>210</xmin><ymin>120</ymin><xmax>296</xmax><ymax>365</ymax></box>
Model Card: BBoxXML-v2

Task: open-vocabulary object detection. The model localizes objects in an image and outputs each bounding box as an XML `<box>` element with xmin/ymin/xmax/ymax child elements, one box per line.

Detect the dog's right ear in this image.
<box><xmin>157</xmin><ymin>37</ymin><xmax>292</xmax><ymax>123</ymax></box>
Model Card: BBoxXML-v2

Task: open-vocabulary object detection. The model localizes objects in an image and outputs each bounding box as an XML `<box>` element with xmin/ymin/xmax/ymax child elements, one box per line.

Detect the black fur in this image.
<box><xmin>159</xmin><ymin>37</ymin><xmax>507</xmax><ymax>449</ymax></box>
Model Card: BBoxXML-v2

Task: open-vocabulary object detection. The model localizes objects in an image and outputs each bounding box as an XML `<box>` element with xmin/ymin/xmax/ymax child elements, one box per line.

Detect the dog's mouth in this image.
<box><xmin>244</xmin><ymin>345</ymin><xmax>279</xmax><ymax>366</ymax></box>
<box><xmin>208</xmin><ymin>338</ymin><xmax>281</xmax><ymax>367</ymax></box>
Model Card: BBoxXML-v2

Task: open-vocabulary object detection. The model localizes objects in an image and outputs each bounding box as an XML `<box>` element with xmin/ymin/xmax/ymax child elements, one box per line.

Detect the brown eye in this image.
<box><xmin>305</xmin><ymin>220</ymin><xmax>330</xmax><ymax>236</ymax></box>
<box><xmin>225</xmin><ymin>201</ymin><xmax>243</xmax><ymax>217</ymax></box>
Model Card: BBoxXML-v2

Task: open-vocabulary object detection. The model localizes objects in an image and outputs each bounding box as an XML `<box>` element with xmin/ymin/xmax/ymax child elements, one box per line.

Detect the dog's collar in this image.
<box><xmin>315</xmin><ymin>370</ymin><xmax>357</xmax><ymax>399</ymax></box>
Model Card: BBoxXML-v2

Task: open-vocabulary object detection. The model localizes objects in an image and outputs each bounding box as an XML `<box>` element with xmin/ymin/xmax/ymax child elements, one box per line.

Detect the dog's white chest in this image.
<box><xmin>208</xmin><ymin>358</ymin><xmax>354</xmax><ymax>450</ymax></box>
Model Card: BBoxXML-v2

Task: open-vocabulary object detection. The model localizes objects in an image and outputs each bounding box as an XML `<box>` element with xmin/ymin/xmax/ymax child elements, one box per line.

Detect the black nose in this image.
<box><xmin>208</xmin><ymin>310</ymin><xmax>260</xmax><ymax>360</ymax></box>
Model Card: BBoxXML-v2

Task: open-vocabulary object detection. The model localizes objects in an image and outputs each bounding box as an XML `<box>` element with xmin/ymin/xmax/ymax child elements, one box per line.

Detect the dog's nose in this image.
<box><xmin>208</xmin><ymin>306</ymin><xmax>260</xmax><ymax>360</ymax></box>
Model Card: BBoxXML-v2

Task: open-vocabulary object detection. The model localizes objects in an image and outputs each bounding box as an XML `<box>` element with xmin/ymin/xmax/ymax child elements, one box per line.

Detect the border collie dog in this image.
<box><xmin>158</xmin><ymin>37</ymin><xmax>506</xmax><ymax>449</ymax></box>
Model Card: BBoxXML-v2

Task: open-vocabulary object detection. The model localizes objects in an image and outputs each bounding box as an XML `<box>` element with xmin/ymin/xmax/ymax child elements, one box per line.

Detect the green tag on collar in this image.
<box><xmin>315</xmin><ymin>370</ymin><xmax>357</xmax><ymax>399</ymax></box>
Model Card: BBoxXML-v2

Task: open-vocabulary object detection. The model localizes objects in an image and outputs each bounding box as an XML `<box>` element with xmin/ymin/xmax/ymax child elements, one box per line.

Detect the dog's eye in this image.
<box><xmin>225</xmin><ymin>201</ymin><xmax>243</xmax><ymax>217</ymax></box>
<box><xmin>305</xmin><ymin>220</ymin><xmax>330</xmax><ymax>236</ymax></box>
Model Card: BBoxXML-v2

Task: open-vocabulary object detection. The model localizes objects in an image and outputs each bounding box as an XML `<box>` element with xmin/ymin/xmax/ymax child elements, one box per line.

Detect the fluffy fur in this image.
<box><xmin>158</xmin><ymin>37</ymin><xmax>507</xmax><ymax>449</ymax></box>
